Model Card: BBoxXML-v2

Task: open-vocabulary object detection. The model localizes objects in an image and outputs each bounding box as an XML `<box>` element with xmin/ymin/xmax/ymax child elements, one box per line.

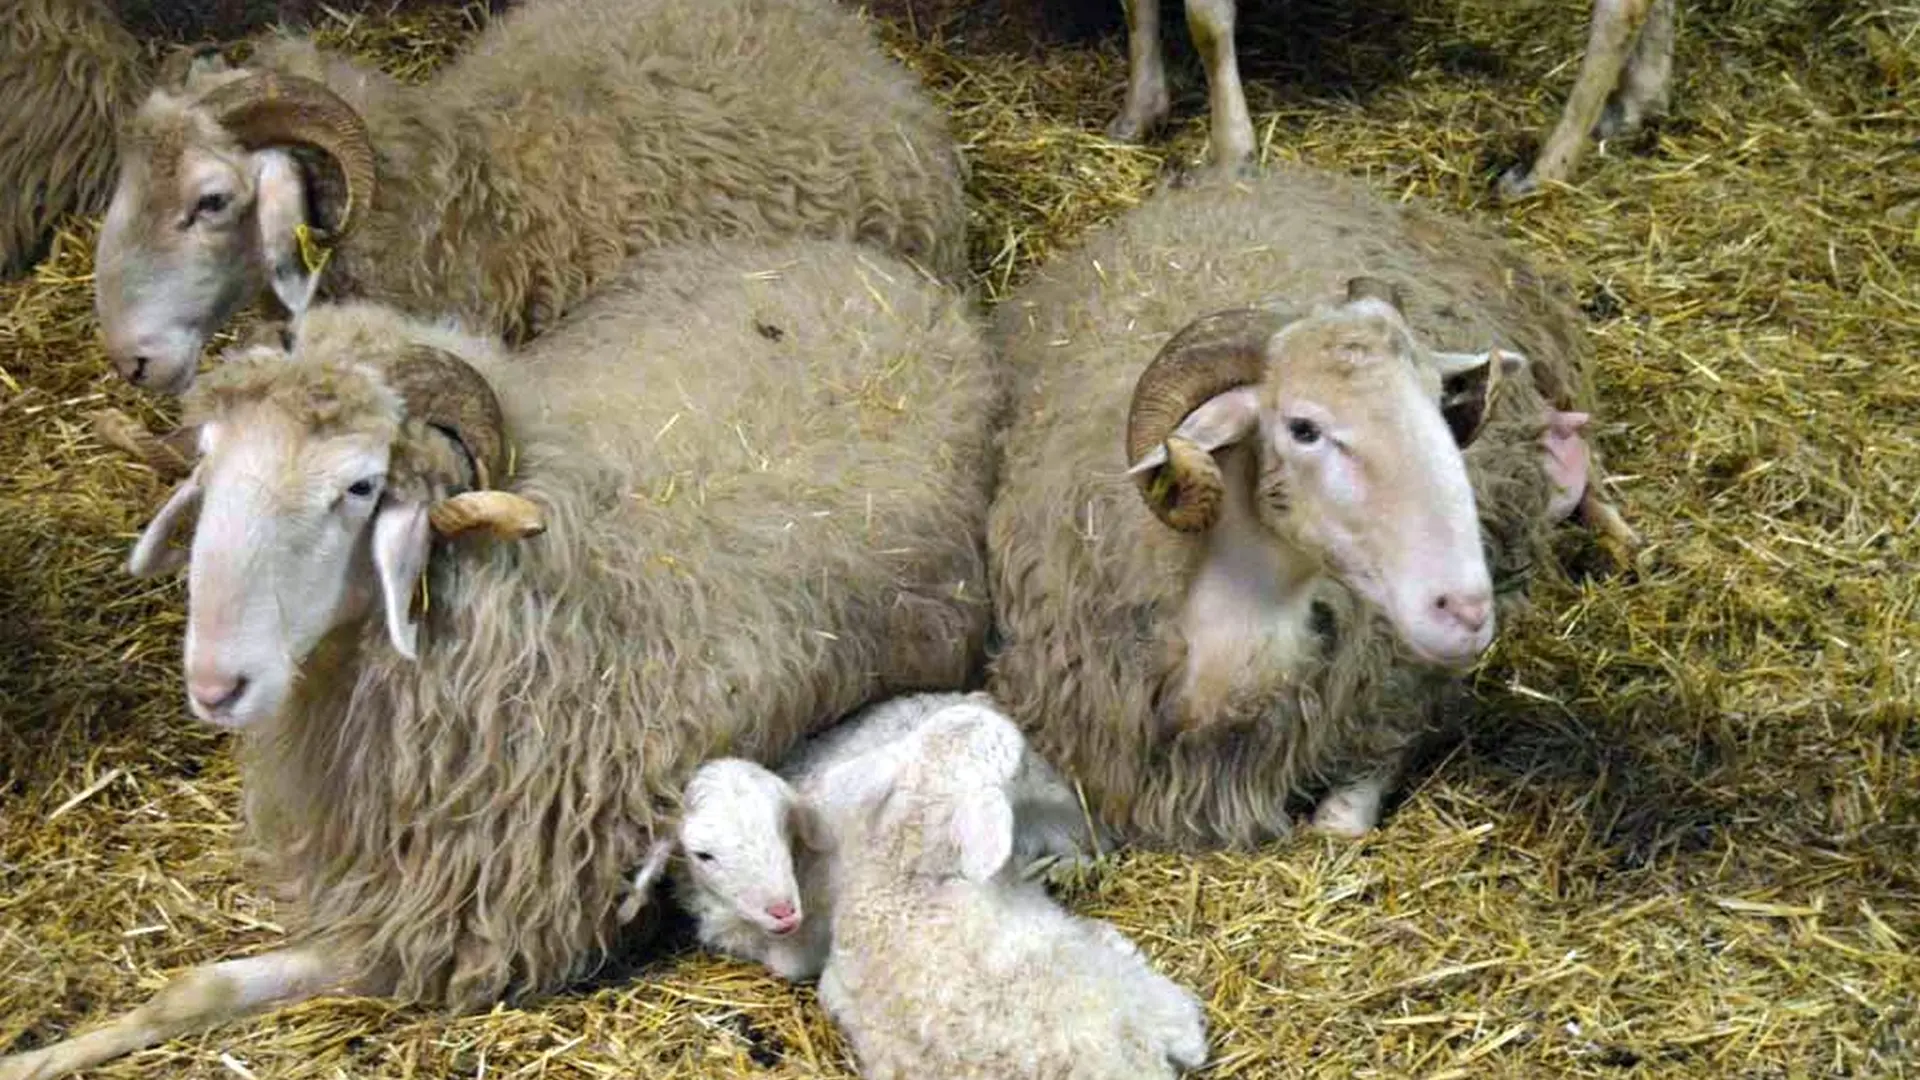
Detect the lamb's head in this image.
<box><xmin>680</xmin><ymin>760</ymin><xmax>832</xmax><ymax>937</ymax></box>
<box><xmin>124</xmin><ymin>304</ymin><xmax>542</xmax><ymax>729</ymax></box>
<box><xmin>95</xmin><ymin>52</ymin><xmax>376</xmax><ymax>394</ymax></box>
<box><xmin>827</xmin><ymin>704</ymin><xmax>1025</xmax><ymax>883</ymax></box>
<box><xmin>1126</xmin><ymin>277</ymin><xmax>1522</xmax><ymax>670</ymax></box>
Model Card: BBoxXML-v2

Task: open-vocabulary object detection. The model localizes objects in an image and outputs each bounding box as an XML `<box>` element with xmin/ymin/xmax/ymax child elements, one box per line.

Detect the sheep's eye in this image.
<box><xmin>190</xmin><ymin>192</ymin><xmax>230</xmax><ymax>223</ymax></box>
<box><xmin>1286</xmin><ymin>418</ymin><xmax>1322</xmax><ymax>445</ymax></box>
<box><xmin>692</xmin><ymin>851</ymin><xmax>715</xmax><ymax>864</ymax></box>
<box><xmin>346</xmin><ymin>478</ymin><xmax>378</xmax><ymax>499</ymax></box>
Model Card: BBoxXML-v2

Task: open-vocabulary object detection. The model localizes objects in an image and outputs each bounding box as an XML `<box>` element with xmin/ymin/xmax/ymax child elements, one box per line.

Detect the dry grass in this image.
<box><xmin>3</xmin><ymin>0</ymin><xmax>1918</xmax><ymax>1075</ymax></box>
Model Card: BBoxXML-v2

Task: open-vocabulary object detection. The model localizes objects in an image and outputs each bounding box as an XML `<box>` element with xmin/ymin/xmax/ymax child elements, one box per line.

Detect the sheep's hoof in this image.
<box><xmin>1310</xmin><ymin>791</ymin><xmax>1379</xmax><ymax>839</ymax></box>
<box><xmin>1495</xmin><ymin>165</ymin><xmax>1543</xmax><ymax>202</ymax></box>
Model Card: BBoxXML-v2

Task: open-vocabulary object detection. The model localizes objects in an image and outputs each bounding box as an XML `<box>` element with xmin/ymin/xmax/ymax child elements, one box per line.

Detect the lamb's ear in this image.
<box><xmin>128</xmin><ymin>472</ymin><xmax>203</xmax><ymax>578</ymax></box>
<box><xmin>949</xmin><ymin>788</ymin><xmax>1015</xmax><ymax>883</ymax></box>
<box><xmin>254</xmin><ymin>149</ymin><xmax>321</xmax><ymax>318</ymax></box>
<box><xmin>1434</xmin><ymin>347</ymin><xmax>1527</xmax><ymax>449</ymax></box>
<box><xmin>370</xmin><ymin>498</ymin><xmax>432</xmax><ymax>660</ymax></box>
<box><xmin>788</xmin><ymin>794</ymin><xmax>835</xmax><ymax>854</ymax></box>
<box><xmin>1126</xmin><ymin>386</ymin><xmax>1262</xmax><ymax>477</ymax></box>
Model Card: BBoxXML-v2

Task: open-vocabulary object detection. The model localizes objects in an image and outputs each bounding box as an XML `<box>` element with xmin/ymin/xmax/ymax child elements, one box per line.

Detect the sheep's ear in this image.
<box><xmin>949</xmin><ymin>789</ymin><xmax>1015</xmax><ymax>883</ymax></box>
<box><xmin>1126</xmin><ymin>387</ymin><xmax>1262</xmax><ymax>476</ymax></box>
<box><xmin>371</xmin><ymin>498</ymin><xmax>432</xmax><ymax>661</ymax></box>
<box><xmin>1434</xmin><ymin>347</ymin><xmax>1527</xmax><ymax>449</ymax></box>
<box><xmin>255</xmin><ymin>150</ymin><xmax>320</xmax><ymax>319</ymax></box>
<box><xmin>128</xmin><ymin>472</ymin><xmax>203</xmax><ymax>578</ymax></box>
<box><xmin>789</xmin><ymin>795</ymin><xmax>834</xmax><ymax>854</ymax></box>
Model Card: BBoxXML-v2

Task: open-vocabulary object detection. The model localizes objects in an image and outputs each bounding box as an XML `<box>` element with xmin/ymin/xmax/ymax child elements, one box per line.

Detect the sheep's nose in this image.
<box><xmin>188</xmin><ymin>670</ymin><xmax>250</xmax><ymax>717</ymax></box>
<box><xmin>1433</xmin><ymin>590</ymin><xmax>1491</xmax><ymax>634</ymax></box>
<box><xmin>765</xmin><ymin>901</ymin><xmax>799</xmax><ymax>933</ymax></box>
<box><xmin>109</xmin><ymin>351</ymin><xmax>151</xmax><ymax>385</ymax></box>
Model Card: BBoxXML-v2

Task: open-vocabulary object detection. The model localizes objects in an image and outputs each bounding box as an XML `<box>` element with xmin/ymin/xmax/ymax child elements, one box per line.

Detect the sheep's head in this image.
<box><xmin>1126</xmin><ymin>277</ymin><xmax>1521</xmax><ymax>670</ymax></box>
<box><xmin>823</xmin><ymin>704</ymin><xmax>1024</xmax><ymax>883</ymax></box>
<box><xmin>95</xmin><ymin>52</ymin><xmax>376</xmax><ymax>394</ymax></box>
<box><xmin>680</xmin><ymin>760</ymin><xmax>831</xmax><ymax>937</ymax></box>
<box><xmin>125</xmin><ymin>310</ymin><xmax>542</xmax><ymax>729</ymax></box>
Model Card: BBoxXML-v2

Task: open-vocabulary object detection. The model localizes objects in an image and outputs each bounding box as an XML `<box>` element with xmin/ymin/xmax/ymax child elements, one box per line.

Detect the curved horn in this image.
<box><xmin>382</xmin><ymin>345</ymin><xmax>510</xmax><ymax>491</ymax></box>
<box><xmin>1345</xmin><ymin>275</ymin><xmax>1406</xmax><ymax>311</ymax></box>
<box><xmin>199</xmin><ymin>72</ymin><xmax>376</xmax><ymax>239</ymax></box>
<box><xmin>1124</xmin><ymin>307</ymin><xmax>1291</xmax><ymax>531</ymax></box>
<box><xmin>381</xmin><ymin>345</ymin><xmax>546</xmax><ymax>540</ymax></box>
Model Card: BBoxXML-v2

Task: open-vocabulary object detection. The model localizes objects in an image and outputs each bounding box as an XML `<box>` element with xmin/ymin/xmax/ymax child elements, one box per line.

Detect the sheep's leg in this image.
<box><xmin>1109</xmin><ymin>0</ymin><xmax>1171</xmax><ymax>141</ymax></box>
<box><xmin>1186</xmin><ymin>0</ymin><xmax>1255</xmax><ymax>173</ymax></box>
<box><xmin>1597</xmin><ymin>0</ymin><xmax>1675</xmax><ymax>138</ymax></box>
<box><xmin>1311</xmin><ymin>772</ymin><xmax>1394</xmax><ymax>838</ymax></box>
<box><xmin>0</xmin><ymin>947</ymin><xmax>342</xmax><ymax>1080</ymax></box>
<box><xmin>1499</xmin><ymin>0</ymin><xmax>1652</xmax><ymax>199</ymax></box>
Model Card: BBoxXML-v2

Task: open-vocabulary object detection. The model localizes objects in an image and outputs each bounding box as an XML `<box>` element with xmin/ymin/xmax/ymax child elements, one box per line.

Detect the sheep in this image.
<box><xmin>0</xmin><ymin>0</ymin><xmax>510</xmax><ymax>278</ymax></box>
<box><xmin>0</xmin><ymin>235</ymin><xmax>1003</xmax><ymax>1080</ymax></box>
<box><xmin>814</xmin><ymin>700</ymin><xmax>1210</xmax><ymax>1080</ymax></box>
<box><xmin>1106</xmin><ymin>0</ymin><xmax>1676</xmax><ymax>197</ymax></box>
<box><xmin>655</xmin><ymin>692</ymin><xmax>1097</xmax><ymax>982</ymax></box>
<box><xmin>984</xmin><ymin>164</ymin><xmax>1636</xmax><ymax>852</ymax></box>
<box><xmin>89</xmin><ymin>0</ymin><xmax>968</xmax><ymax>399</ymax></box>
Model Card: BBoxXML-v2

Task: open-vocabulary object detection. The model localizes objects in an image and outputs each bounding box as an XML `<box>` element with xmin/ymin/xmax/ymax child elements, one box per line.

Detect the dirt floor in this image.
<box><xmin>1</xmin><ymin>0</ymin><xmax>1916</xmax><ymax>1076</ymax></box>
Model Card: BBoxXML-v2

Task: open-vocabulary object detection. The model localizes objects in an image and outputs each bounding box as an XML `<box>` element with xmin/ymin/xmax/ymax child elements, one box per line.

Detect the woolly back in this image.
<box><xmin>264</xmin><ymin>0</ymin><xmax>970</xmax><ymax>344</ymax></box>
<box><xmin>241</xmin><ymin>237</ymin><xmax>1003</xmax><ymax>1008</ymax></box>
<box><xmin>985</xmin><ymin>167</ymin><xmax>1586</xmax><ymax>850</ymax></box>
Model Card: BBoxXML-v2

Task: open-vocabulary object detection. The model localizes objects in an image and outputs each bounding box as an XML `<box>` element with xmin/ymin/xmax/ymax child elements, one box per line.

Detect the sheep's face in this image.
<box><xmin>96</xmin><ymin>97</ymin><xmax>279</xmax><ymax>395</ymax></box>
<box><xmin>1131</xmin><ymin>292</ymin><xmax>1512</xmax><ymax>670</ymax></box>
<box><xmin>96</xmin><ymin>60</ymin><xmax>376</xmax><ymax>395</ymax></box>
<box><xmin>126</xmin><ymin>354</ymin><xmax>446</xmax><ymax>729</ymax></box>
<box><xmin>680</xmin><ymin>761</ymin><xmax>828</xmax><ymax>936</ymax></box>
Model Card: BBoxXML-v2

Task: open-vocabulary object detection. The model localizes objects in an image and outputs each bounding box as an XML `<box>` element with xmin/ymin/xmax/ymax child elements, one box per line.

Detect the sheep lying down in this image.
<box><xmin>815</xmin><ymin>700</ymin><xmax>1210</xmax><ymax>1080</ymax></box>
<box><xmin>638</xmin><ymin>691</ymin><xmax>1100</xmax><ymax>982</ymax></box>
<box><xmin>0</xmin><ymin>236</ymin><xmax>1003</xmax><ymax>1080</ymax></box>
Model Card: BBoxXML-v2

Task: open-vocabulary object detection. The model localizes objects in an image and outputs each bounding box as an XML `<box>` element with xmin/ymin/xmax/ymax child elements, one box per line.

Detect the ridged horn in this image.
<box><xmin>1345</xmin><ymin>275</ymin><xmax>1406</xmax><ymax>311</ymax></box>
<box><xmin>383</xmin><ymin>345</ymin><xmax>509</xmax><ymax>491</ymax></box>
<box><xmin>381</xmin><ymin>345</ymin><xmax>545</xmax><ymax>540</ymax></box>
<box><xmin>1124</xmin><ymin>307</ymin><xmax>1291</xmax><ymax>532</ymax></box>
<box><xmin>199</xmin><ymin>72</ymin><xmax>376</xmax><ymax>239</ymax></box>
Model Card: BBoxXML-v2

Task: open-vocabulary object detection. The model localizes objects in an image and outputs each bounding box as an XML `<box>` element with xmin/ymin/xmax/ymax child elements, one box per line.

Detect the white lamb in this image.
<box><xmin>813</xmin><ymin>701</ymin><xmax>1210</xmax><ymax>1080</ymax></box>
<box><xmin>641</xmin><ymin>692</ymin><xmax>1097</xmax><ymax>982</ymax></box>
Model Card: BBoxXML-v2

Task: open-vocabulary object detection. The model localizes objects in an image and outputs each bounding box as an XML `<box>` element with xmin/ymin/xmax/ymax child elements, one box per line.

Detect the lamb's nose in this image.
<box><xmin>1434</xmin><ymin>590</ymin><xmax>1490</xmax><ymax>634</ymax></box>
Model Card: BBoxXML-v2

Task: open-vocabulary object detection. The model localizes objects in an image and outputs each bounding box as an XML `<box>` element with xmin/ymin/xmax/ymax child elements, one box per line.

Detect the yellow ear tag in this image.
<box><xmin>1146</xmin><ymin>461</ymin><xmax>1174</xmax><ymax>507</ymax></box>
<box><xmin>294</xmin><ymin>222</ymin><xmax>333</xmax><ymax>279</ymax></box>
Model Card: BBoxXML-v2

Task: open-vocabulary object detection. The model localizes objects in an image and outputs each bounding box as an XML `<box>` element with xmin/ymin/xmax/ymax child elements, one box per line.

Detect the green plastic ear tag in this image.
<box><xmin>294</xmin><ymin>222</ymin><xmax>333</xmax><ymax>278</ymax></box>
<box><xmin>1146</xmin><ymin>462</ymin><xmax>1174</xmax><ymax>507</ymax></box>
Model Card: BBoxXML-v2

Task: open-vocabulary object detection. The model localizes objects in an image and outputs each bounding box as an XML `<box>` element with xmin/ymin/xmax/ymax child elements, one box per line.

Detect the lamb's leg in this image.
<box><xmin>1597</xmin><ymin>0</ymin><xmax>1675</xmax><ymax>139</ymax></box>
<box><xmin>1186</xmin><ymin>0</ymin><xmax>1255</xmax><ymax>173</ymax></box>
<box><xmin>1109</xmin><ymin>0</ymin><xmax>1171</xmax><ymax>141</ymax></box>
<box><xmin>0</xmin><ymin>947</ymin><xmax>343</xmax><ymax>1080</ymax></box>
<box><xmin>1499</xmin><ymin>0</ymin><xmax>1653</xmax><ymax>199</ymax></box>
<box><xmin>1311</xmin><ymin>772</ymin><xmax>1394</xmax><ymax>838</ymax></box>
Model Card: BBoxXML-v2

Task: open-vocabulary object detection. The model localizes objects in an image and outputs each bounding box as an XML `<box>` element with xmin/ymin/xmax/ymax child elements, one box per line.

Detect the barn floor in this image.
<box><xmin>2</xmin><ymin>0</ymin><xmax>1916</xmax><ymax>1076</ymax></box>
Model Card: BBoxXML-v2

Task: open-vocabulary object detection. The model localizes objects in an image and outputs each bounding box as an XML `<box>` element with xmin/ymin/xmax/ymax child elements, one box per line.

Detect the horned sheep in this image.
<box><xmin>0</xmin><ymin>236</ymin><xmax>1003</xmax><ymax>1080</ymax></box>
<box><xmin>89</xmin><ymin>0</ymin><xmax>968</xmax><ymax>397</ymax></box>
<box><xmin>654</xmin><ymin>692</ymin><xmax>1095</xmax><ymax>982</ymax></box>
<box><xmin>0</xmin><ymin>0</ymin><xmax>512</xmax><ymax>278</ymax></box>
<box><xmin>1107</xmin><ymin>0</ymin><xmax>1676</xmax><ymax>198</ymax></box>
<box><xmin>985</xmin><ymin>165</ymin><xmax>1635</xmax><ymax>852</ymax></box>
<box><xmin>815</xmin><ymin>700</ymin><xmax>1211</xmax><ymax>1080</ymax></box>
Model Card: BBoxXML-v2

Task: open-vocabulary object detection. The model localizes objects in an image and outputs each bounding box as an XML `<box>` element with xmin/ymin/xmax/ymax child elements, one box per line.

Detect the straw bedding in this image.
<box><xmin>1</xmin><ymin>0</ymin><xmax>1915</xmax><ymax>1075</ymax></box>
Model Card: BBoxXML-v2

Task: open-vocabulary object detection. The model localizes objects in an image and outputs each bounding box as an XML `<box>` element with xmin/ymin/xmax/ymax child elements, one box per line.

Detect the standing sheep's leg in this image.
<box><xmin>1499</xmin><ymin>0</ymin><xmax>1653</xmax><ymax>199</ymax></box>
<box><xmin>1596</xmin><ymin>0</ymin><xmax>1675</xmax><ymax>139</ymax></box>
<box><xmin>1311</xmin><ymin>773</ymin><xmax>1394</xmax><ymax>838</ymax></box>
<box><xmin>1109</xmin><ymin>0</ymin><xmax>1172</xmax><ymax>141</ymax></box>
<box><xmin>0</xmin><ymin>948</ymin><xmax>343</xmax><ymax>1080</ymax></box>
<box><xmin>1186</xmin><ymin>0</ymin><xmax>1256</xmax><ymax>173</ymax></box>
